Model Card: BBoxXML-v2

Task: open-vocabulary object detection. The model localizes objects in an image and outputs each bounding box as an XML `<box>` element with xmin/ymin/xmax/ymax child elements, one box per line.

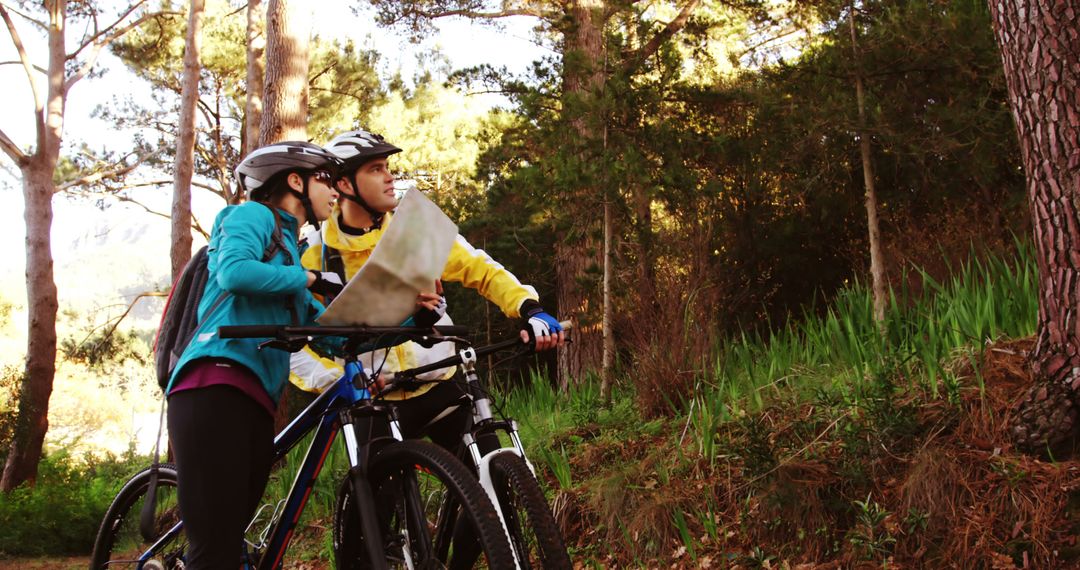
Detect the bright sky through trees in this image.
<box><xmin>0</xmin><ymin>1</ymin><xmax>547</xmax><ymax>296</ymax></box>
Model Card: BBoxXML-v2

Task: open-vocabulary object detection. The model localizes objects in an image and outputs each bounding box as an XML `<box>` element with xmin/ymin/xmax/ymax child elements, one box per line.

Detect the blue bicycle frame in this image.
<box><xmin>137</xmin><ymin>359</ymin><xmax>384</xmax><ymax>570</ymax></box>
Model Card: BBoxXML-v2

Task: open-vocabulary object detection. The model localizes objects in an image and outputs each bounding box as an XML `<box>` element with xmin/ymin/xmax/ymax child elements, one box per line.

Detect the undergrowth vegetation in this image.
<box><xmin>1</xmin><ymin>243</ymin><xmax>1067</xmax><ymax>568</ymax></box>
<box><xmin>0</xmin><ymin>451</ymin><xmax>146</xmax><ymax>557</ymax></box>
<box><xmin>504</xmin><ymin>243</ymin><xmax>1078</xmax><ymax>567</ymax></box>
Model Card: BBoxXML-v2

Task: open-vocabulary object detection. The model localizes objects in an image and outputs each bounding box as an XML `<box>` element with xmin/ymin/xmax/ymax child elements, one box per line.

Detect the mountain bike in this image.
<box><xmin>334</xmin><ymin>325</ymin><xmax>574</xmax><ymax>569</ymax></box>
<box><xmin>89</xmin><ymin>324</ymin><xmax>515</xmax><ymax>570</ymax></box>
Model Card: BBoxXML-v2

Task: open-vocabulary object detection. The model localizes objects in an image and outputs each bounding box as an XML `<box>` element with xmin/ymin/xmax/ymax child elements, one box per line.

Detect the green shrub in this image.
<box><xmin>0</xmin><ymin>451</ymin><xmax>146</xmax><ymax>556</ymax></box>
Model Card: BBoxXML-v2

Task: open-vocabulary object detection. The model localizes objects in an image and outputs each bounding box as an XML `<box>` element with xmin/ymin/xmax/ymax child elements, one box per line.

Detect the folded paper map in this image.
<box><xmin>318</xmin><ymin>189</ymin><xmax>457</xmax><ymax>326</ymax></box>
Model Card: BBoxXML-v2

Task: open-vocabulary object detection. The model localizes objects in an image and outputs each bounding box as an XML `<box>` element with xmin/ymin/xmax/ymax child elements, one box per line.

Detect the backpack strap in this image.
<box><xmin>261</xmin><ymin>206</ymin><xmax>290</xmax><ymax>265</ymax></box>
<box><xmin>260</xmin><ymin>204</ymin><xmax>301</xmax><ymax>326</ymax></box>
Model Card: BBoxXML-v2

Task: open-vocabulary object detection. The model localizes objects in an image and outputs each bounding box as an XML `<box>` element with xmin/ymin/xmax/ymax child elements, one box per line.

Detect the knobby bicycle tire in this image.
<box><xmin>90</xmin><ymin>463</ymin><xmax>186</xmax><ymax>570</ymax></box>
<box><xmin>333</xmin><ymin>440</ymin><xmax>515</xmax><ymax>569</ymax></box>
<box><xmin>488</xmin><ymin>453</ymin><xmax>572</xmax><ymax>569</ymax></box>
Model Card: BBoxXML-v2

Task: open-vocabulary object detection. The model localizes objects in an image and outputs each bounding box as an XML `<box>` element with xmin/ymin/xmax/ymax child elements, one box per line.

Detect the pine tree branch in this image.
<box><xmin>0</xmin><ymin>60</ymin><xmax>45</xmax><ymax>72</ymax></box>
<box><xmin>55</xmin><ymin>154</ymin><xmax>147</xmax><ymax>192</ymax></box>
<box><xmin>66</xmin><ymin>1</ymin><xmax>149</xmax><ymax>61</ymax></box>
<box><xmin>66</xmin><ymin>180</ymin><xmax>215</xmax><ymax>239</ymax></box>
<box><xmin>0</xmin><ymin>1</ymin><xmax>46</xmax><ymax>31</ymax></box>
<box><xmin>65</xmin><ymin>4</ymin><xmax>168</xmax><ymax>93</ymax></box>
<box><xmin>623</xmin><ymin>0</ymin><xmax>702</xmax><ymax>72</ymax></box>
<box><xmin>413</xmin><ymin>7</ymin><xmax>542</xmax><ymax>19</ymax></box>
<box><xmin>0</xmin><ymin>126</ymin><xmax>27</xmax><ymax>165</ymax></box>
<box><xmin>0</xmin><ymin>2</ymin><xmax>44</xmax><ymax>134</ymax></box>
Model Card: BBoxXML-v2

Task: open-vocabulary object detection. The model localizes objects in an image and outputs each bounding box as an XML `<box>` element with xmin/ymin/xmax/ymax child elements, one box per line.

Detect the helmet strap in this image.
<box><xmin>290</xmin><ymin>176</ymin><xmax>320</xmax><ymax>231</ymax></box>
<box><xmin>338</xmin><ymin>171</ymin><xmax>385</xmax><ymax>229</ymax></box>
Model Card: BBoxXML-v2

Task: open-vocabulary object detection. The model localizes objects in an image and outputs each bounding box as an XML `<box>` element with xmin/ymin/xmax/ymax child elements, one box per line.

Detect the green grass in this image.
<box><xmin>690</xmin><ymin>241</ymin><xmax>1038</xmax><ymax>461</ymax></box>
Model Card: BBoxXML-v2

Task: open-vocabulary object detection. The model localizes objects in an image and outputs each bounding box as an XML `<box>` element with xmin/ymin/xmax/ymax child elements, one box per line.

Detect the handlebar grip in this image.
<box><xmin>559</xmin><ymin>320</ymin><xmax>572</xmax><ymax>331</ymax></box>
<box><xmin>218</xmin><ymin>325</ymin><xmax>283</xmax><ymax>339</ymax></box>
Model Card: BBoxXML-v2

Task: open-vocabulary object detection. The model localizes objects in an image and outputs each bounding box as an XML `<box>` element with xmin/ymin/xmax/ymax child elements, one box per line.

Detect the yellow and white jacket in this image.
<box><xmin>289</xmin><ymin>207</ymin><xmax>538</xmax><ymax>399</ymax></box>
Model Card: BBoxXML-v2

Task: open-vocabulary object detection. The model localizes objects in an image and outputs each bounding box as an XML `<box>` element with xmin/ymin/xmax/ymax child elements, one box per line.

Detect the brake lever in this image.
<box><xmin>256</xmin><ymin>337</ymin><xmax>310</xmax><ymax>352</ymax></box>
<box><xmin>414</xmin><ymin>334</ymin><xmax>470</xmax><ymax>348</ymax></box>
<box><xmin>387</xmin><ymin>375</ymin><xmax>425</xmax><ymax>392</ymax></box>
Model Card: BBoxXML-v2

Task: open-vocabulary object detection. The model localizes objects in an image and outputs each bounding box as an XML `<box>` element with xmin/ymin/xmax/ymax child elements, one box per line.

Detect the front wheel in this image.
<box><xmin>89</xmin><ymin>464</ymin><xmax>186</xmax><ymax>570</ymax></box>
<box><xmin>488</xmin><ymin>452</ymin><xmax>572</xmax><ymax>569</ymax></box>
<box><xmin>333</xmin><ymin>440</ymin><xmax>514</xmax><ymax>569</ymax></box>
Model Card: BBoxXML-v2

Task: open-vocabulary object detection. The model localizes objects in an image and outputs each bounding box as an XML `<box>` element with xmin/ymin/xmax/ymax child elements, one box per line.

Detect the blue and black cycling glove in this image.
<box><xmin>520</xmin><ymin>299</ymin><xmax>561</xmax><ymax>345</ymax></box>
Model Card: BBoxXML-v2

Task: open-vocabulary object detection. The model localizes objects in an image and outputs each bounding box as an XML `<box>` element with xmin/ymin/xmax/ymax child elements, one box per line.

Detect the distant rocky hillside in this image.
<box><xmin>1</xmin><ymin>196</ymin><xmax>219</xmax><ymax>335</ymax></box>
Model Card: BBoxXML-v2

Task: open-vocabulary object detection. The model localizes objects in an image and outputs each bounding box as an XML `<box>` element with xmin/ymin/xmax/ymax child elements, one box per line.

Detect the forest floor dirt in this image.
<box><xmin>0</xmin><ymin>558</ymin><xmax>87</xmax><ymax>569</ymax></box>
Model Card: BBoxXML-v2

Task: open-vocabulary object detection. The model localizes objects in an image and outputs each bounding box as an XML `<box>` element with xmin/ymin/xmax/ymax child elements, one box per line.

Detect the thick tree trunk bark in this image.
<box><xmin>243</xmin><ymin>0</ymin><xmax>265</xmax><ymax>157</ymax></box>
<box><xmin>986</xmin><ymin>1</ymin><xmax>1080</xmax><ymax>453</ymax></box>
<box><xmin>260</xmin><ymin>0</ymin><xmax>310</xmax><ymax>430</ymax></box>
<box><xmin>259</xmin><ymin>0</ymin><xmax>309</xmax><ymax>146</ymax></box>
<box><xmin>1</xmin><ymin>0</ymin><xmax>65</xmax><ymax>492</ymax></box>
<box><xmin>557</xmin><ymin>0</ymin><xmax>606</xmax><ymax>391</ymax></box>
<box><xmin>171</xmin><ymin>0</ymin><xmax>204</xmax><ymax>282</ymax></box>
<box><xmin>1</xmin><ymin>167</ymin><xmax>59</xmax><ymax>491</ymax></box>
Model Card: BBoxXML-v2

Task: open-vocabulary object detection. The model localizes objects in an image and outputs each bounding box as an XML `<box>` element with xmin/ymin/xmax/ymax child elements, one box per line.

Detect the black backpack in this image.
<box><xmin>152</xmin><ymin>206</ymin><xmax>289</xmax><ymax>391</ymax></box>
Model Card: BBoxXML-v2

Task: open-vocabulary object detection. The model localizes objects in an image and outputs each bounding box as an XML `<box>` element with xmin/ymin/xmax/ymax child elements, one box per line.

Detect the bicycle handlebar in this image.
<box><xmin>218</xmin><ymin>324</ymin><xmax>471</xmax><ymax>339</ymax></box>
<box><xmin>390</xmin><ymin>320</ymin><xmax>573</xmax><ymax>381</ymax></box>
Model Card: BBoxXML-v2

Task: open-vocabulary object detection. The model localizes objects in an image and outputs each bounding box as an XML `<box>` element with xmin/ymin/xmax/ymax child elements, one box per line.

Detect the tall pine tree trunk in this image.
<box><xmin>557</xmin><ymin>0</ymin><xmax>606</xmax><ymax>391</ymax></box>
<box><xmin>0</xmin><ymin>0</ymin><xmax>153</xmax><ymax>491</ymax></box>
<box><xmin>987</xmin><ymin>1</ymin><xmax>1080</xmax><ymax>453</ymax></box>
<box><xmin>171</xmin><ymin>0</ymin><xmax>204</xmax><ymax>281</ymax></box>
<box><xmin>601</xmin><ymin>200</ymin><xmax>614</xmax><ymax>401</ymax></box>
<box><xmin>849</xmin><ymin>3</ymin><xmax>886</xmax><ymax>325</ymax></box>
<box><xmin>259</xmin><ymin>0</ymin><xmax>310</xmax><ymax>430</ymax></box>
<box><xmin>243</xmin><ymin>0</ymin><xmax>264</xmax><ymax>158</ymax></box>
<box><xmin>3</xmin><ymin>166</ymin><xmax>59</xmax><ymax>491</ymax></box>
<box><xmin>1</xmin><ymin>0</ymin><xmax>64</xmax><ymax>491</ymax></box>
<box><xmin>259</xmin><ymin>0</ymin><xmax>308</xmax><ymax>146</ymax></box>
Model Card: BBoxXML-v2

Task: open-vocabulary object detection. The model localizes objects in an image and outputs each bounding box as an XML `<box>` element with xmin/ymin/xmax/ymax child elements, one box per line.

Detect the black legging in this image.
<box><xmin>392</xmin><ymin>378</ymin><xmax>471</xmax><ymax>451</ymax></box>
<box><xmin>168</xmin><ymin>385</ymin><xmax>274</xmax><ymax>569</ymax></box>
<box><xmin>390</xmin><ymin>376</ymin><xmax>501</xmax><ymax>570</ymax></box>
<box><xmin>391</xmin><ymin>375</ymin><xmax>501</xmax><ymax>454</ymax></box>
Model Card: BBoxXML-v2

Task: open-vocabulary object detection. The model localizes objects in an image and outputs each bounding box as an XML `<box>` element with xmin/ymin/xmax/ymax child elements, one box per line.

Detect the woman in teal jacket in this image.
<box><xmin>166</xmin><ymin>141</ymin><xmax>345</xmax><ymax>569</ymax></box>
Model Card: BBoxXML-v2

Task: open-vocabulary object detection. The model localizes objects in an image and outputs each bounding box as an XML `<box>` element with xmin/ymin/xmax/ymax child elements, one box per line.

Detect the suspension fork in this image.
<box><xmin>458</xmin><ymin>347</ymin><xmax>535</xmax><ymax>474</ymax></box>
<box><xmin>339</xmin><ymin>359</ymin><xmax>402</xmax><ymax>570</ymax></box>
<box><xmin>456</xmin><ymin>347</ymin><xmax>527</xmax><ymax>570</ymax></box>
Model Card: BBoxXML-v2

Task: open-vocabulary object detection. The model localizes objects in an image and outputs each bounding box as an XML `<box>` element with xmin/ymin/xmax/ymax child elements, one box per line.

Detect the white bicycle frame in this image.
<box><xmin>456</xmin><ymin>345</ymin><xmax>535</xmax><ymax>570</ymax></box>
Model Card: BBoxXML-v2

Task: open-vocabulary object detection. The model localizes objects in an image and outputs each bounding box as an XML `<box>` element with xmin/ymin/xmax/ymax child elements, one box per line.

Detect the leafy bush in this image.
<box><xmin>0</xmin><ymin>451</ymin><xmax>146</xmax><ymax>556</ymax></box>
<box><xmin>0</xmin><ymin>365</ymin><xmax>21</xmax><ymax>468</ymax></box>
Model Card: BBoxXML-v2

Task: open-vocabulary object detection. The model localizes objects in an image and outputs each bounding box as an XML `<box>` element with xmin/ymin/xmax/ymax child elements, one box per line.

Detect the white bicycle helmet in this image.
<box><xmin>325</xmin><ymin>129</ymin><xmax>402</xmax><ymax>174</ymax></box>
<box><xmin>325</xmin><ymin>130</ymin><xmax>402</xmax><ymax>224</ymax></box>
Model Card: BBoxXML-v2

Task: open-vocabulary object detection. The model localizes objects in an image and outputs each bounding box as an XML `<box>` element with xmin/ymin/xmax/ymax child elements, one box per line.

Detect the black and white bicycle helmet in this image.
<box><xmin>326</xmin><ymin>129</ymin><xmax>402</xmax><ymax>174</ymax></box>
<box><xmin>235</xmin><ymin>141</ymin><xmax>341</xmax><ymax>201</ymax></box>
<box><xmin>325</xmin><ymin>129</ymin><xmax>402</xmax><ymax>225</ymax></box>
<box><xmin>235</xmin><ymin>141</ymin><xmax>342</xmax><ymax>229</ymax></box>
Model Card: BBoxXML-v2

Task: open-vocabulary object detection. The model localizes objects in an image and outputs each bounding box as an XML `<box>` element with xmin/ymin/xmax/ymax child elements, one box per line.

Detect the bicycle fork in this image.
<box><xmin>344</xmin><ymin>359</ymin><xmax>461</xmax><ymax>570</ymax></box>
<box><xmin>457</xmin><ymin>347</ymin><xmax>531</xmax><ymax>570</ymax></box>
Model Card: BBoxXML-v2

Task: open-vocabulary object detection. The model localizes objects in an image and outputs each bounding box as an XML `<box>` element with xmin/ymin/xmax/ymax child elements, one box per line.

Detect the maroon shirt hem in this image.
<box><xmin>168</xmin><ymin>358</ymin><xmax>276</xmax><ymax>417</ymax></box>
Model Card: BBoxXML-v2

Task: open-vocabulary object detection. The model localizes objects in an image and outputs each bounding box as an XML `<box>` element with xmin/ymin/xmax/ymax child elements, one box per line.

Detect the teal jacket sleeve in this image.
<box><xmin>212</xmin><ymin>204</ymin><xmax>309</xmax><ymax>295</ymax></box>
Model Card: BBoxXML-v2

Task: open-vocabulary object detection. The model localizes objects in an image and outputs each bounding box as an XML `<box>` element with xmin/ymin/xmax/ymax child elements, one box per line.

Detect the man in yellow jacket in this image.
<box><xmin>290</xmin><ymin>128</ymin><xmax>563</xmax><ymax>451</ymax></box>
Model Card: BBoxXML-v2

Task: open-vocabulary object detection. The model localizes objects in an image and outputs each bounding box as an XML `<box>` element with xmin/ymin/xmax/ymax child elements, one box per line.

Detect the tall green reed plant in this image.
<box><xmin>691</xmin><ymin>242</ymin><xmax>1037</xmax><ymax>462</ymax></box>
